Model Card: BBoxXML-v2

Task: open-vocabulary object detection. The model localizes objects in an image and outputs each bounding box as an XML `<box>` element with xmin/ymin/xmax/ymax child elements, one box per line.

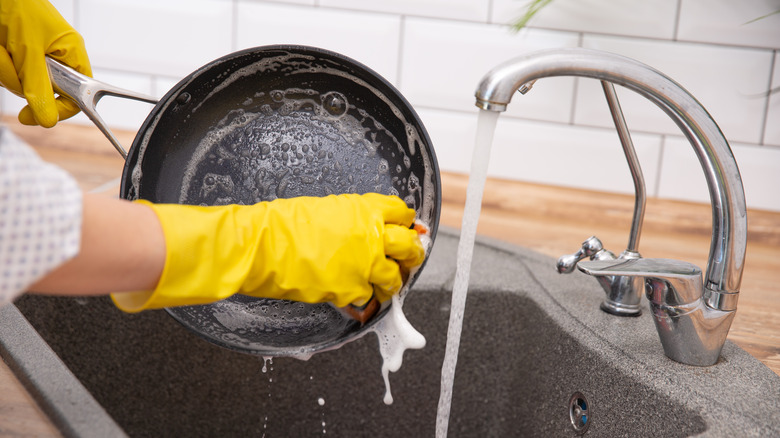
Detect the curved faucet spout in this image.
<box><xmin>475</xmin><ymin>48</ymin><xmax>748</xmax><ymax>366</ymax></box>
<box><xmin>475</xmin><ymin>48</ymin><xmax>746</xmax><ymax>306</ymax></box>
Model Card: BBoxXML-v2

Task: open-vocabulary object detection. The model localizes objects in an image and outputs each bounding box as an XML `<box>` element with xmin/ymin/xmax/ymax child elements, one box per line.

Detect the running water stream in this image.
<box><xmin>436</xmin><ymin>110</ymin><xmax>501</xmax><ymax>437</ymax></box>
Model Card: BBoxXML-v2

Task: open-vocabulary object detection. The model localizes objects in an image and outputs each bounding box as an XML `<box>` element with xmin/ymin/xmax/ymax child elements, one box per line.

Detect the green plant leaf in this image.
<box><xmin>743</xmin><ymin>9</ymin><xmax>780</xmax><ymax>25</ymax></box>
<box><xmin>511</xmin><ymin>0</ymin><xmax>555</xmax><ymax>32</ymax></box>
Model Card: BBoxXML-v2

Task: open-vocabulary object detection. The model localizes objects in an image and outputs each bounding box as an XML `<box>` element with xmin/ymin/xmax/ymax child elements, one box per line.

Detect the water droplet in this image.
<box><xmin>261</xmin><ymin>356</ymin><xmax>273</xmax><ymax>373</ymax></box>
<box><xmin>408</xmin><ymin>174</ymin><xmax>420</xmax><ymax>191</ymax></box>
<box><xmin>321</xmin><ymin>91</ymin><xmax>348</xmax><ymax>117</ymax></box>
<box><xmin>270</xmin><ymin>90</ymin><xmax>284</xmax><ymax>102</ymax></box>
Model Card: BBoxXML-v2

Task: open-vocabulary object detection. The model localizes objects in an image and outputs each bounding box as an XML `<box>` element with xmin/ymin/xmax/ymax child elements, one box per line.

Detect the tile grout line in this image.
<box><xmin>231</xmin><ymin>0</ymin><xmax>239</xmax><ymax>52</ymax></box>
<box><xmin>672</xmin><ymin>0</ymin><xmax>683</xmax><ymax>41</ymax></box>
<box><xmin>653</xmin><ymin>135</ymin><xmax>666</xmax><ymax>198</ymax></box>
<box><xmin>396</xmin><ymin>15</ymin><xmax>406</xmax><ymax>89</ymax></box>
<box><xmin>758</xmin><ymin>50</ymin><xmax>777</xmax><ymax>147</ymax></box>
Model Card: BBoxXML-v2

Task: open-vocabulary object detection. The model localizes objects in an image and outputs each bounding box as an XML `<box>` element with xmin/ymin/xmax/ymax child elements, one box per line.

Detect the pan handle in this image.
<box><xmin>46</xmin><ymin>57</ymin><xmax>158</xmax><ymax>159</ymax></box>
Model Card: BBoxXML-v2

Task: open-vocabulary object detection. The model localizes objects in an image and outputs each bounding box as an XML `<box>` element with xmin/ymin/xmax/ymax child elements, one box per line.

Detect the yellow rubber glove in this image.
<box><xmin>111</xmin><ymin>194</ymin><xmax>426</xmax><ymax>313</ymax></box>
<box><xmin>0</xmin><ymin>0</ymin><xmax>92</xmax><ymax>127</ymax></box>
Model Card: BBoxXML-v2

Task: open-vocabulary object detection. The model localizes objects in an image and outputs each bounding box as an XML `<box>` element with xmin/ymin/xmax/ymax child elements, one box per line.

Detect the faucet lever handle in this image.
<box><xmin>556</xmin><ymin>236</ymin><xmax>615</xmax><ymax>274</ymax></box>
<box><xmin>577</xmin><ymin>258</ymin><xmax>703</xmax><ymax>305</ymax></box>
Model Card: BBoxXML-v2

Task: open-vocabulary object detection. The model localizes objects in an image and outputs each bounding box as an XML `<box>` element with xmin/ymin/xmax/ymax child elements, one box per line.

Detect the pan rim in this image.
<box><xmin>119</xmin><ymin>44</ymin><xmax>441</xmax><ymax>357</ymax></box>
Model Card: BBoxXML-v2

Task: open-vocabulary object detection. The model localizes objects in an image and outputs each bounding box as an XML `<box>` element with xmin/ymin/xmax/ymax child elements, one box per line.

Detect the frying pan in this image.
<box><xmin>47</xmin><ymin>45</ymin><xmax>440</xmax><ymax>357</ymax></box>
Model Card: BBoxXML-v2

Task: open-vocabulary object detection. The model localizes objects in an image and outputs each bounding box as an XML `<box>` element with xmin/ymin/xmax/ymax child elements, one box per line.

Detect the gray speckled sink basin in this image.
<box><xmin>2</xmin><ymin>227</ymin><xmax>779</xmax><ymax>437</ymax></box>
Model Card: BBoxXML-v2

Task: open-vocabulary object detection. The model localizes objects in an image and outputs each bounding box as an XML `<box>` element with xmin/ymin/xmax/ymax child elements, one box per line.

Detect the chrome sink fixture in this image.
<box><xmin>475</xmin><ymin>48</ymin><xmax>747</xmax><ymax>367</ymax></box>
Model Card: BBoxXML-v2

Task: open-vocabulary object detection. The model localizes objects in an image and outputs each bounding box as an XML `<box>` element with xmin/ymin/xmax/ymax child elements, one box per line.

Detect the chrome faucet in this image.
<box><xmin>475</xmin><ymin>48</ymin><xmax>747</xmax><ymax>366</ymax></box>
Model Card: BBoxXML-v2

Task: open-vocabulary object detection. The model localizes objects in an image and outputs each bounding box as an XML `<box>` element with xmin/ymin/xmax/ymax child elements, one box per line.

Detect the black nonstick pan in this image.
<box><xmin>47</xmin><ymin>45</ymin><xmax>440</xmax><ymax>357</ymax></box>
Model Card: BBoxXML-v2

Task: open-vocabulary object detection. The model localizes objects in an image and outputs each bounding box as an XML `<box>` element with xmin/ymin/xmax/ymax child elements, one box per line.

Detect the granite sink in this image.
<box><xmin>2</xmin><ymin>228</ymin><xmax>778</xmax><ymax>437</ymax></box>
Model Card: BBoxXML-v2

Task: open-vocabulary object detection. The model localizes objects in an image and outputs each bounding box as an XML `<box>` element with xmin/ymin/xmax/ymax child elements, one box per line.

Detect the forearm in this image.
<box><xmin>28</xmin><ymin>193</ymin><xmax>165</xmax><ymax>295</ymax></box>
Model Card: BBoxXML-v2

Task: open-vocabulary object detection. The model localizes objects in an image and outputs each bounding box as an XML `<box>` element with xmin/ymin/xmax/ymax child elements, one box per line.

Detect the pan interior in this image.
<box><xmin>180</xmin><ymin>90</ymin><xmax>401</xmax><ymax>205</ymax></box>
<box><xmin>122</xmin><ymin>46</ymin><xmax>440</xmax><ymax>357</ymax></box>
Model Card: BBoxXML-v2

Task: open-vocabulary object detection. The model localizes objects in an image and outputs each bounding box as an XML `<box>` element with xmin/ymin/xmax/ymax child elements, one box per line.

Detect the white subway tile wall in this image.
<box><xmin>766</xmin><ymin>55</ymin><xmax>780</xmax><ymax>146</ymax></box>
<box><xmin>50</xmin><ymin>0</ymin><xmax>75</xmax><ymax>22</ymax></box>
<box><xmin>730</xmin><ymin>143</ymin><xmax>780</xmax><ymax>212</ymax></box>
<box><xmin>488</xmin><ymin>118</ymin><xmax>663</xmax><ymax>195</ymax></box>
<box><xmin>415</xmin><ymin>108</ymin><xmax>477</xmax><ymax>175</ymax></box>
<box><xmin>657</xmin><ymin>137</ymin><xmax>780</xmax><ymax>212</ymax></box>
<box><xmin>491</xmin><ymin>0</ymin><xmax>680</xmax><ymax>40</ymax></box>
<box><xmin>235</xmin><ymin>3</ymin><xmax>402</xmax><ymax>82</ymax></box>
<box><xmin>677</xmin><ymin>0</ymin><xmax>780</xmax><ymax>49</ymax></box>
<box><xmin>320</xmin><ymin>0</ymin><xmax>491</xmax><ymax>22</ymax></box>
<box><xmin>78</xmin><ymin>0</ymin><xmax>234</xmax><ymax>77</ymax></box>
<box><xmin>401</xmin><ymin>19</ymin><xmax>579</xmax><ymax>122</ymax></box>
<box><xmin>2</xmin><ymin>0</ymin><xmax>778</xmax><ymax>211</ymax></box>
<box><xmin>579</xmin><ymin>35</ymin><xmax>774</xmax><ymax>144</ymax></box>
<box><xmin>656</xmin><ymin>136</ymin><xmax>711</xmax><ymax>204</ymax></box>
<box><xmin>271</xmin><ymin>0</ymin><xmax>316</xmax><ymax>6</ymax></box>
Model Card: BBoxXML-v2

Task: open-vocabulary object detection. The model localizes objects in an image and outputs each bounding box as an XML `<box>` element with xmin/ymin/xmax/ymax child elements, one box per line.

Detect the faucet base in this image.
<box><xmin>649</xmin><ymin>301</ymin><xmax>736</xmax><ymax>367</ymax></box>
<box><xmin>600</xmin><ymin>299</ymin><xmax>641</xmax><ymax>317</ymax></box>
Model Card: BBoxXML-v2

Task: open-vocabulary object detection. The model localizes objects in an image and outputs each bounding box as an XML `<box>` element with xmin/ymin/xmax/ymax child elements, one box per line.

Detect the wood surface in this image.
<box><xmin>0</xmin><ymin>362</ymin><xmax>60</xmax><ymax>437</ymax></box>
<box><xmin>1</xmin><ymin>118</ymin><xmax>778</xmax><ymax>435</ymax></box>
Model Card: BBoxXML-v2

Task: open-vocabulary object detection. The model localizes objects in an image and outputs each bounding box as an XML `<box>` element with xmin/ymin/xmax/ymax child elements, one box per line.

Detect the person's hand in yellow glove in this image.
<box><xmin>110</xmin><ymin>193</ymin><xmax>426</xmax><ymax>313</ymax></box>
<box><xmin>0</xmin><ymin>0</ymin><xmax>92</xmax><ymax>127</ymax></box>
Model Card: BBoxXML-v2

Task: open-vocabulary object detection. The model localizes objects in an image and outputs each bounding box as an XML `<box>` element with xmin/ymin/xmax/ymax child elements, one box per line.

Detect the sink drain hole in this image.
<box><xmin>568</xmin><ymin>392</ymin><xmax>590</xmax><ymax>434</ymax></box>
